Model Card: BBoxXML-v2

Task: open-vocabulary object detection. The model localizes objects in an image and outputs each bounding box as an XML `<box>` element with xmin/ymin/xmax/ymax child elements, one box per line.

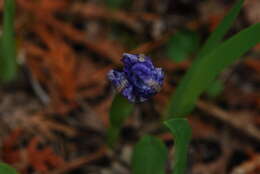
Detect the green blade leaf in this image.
<box><xmin>0</xmin><ymin>163</ymin><xmax>19</xmax><ymax>174</ymax></box>
<box><xmin>0</xmin><ymin>0</ymin><xmax>17</xmax><ymax>82</ymax></box>
<box><xmin>164</xmin><ymin>118</ymin><xmax>192</xmax><ymax>174</ymax></box>
<box><xmin>198</xmin><ymin>0</ymin><xmax>244</xmax><ymax>58</ymax></box>
<box><xmin>109</xmin><ymin>95</ymin><xmax>134</xmax><ymax>127</ymax></box>
<box><xmin>107</xmin><ymin>94</ymin><xmax>134</xmax><ymax>147</ymax></box>
<box><xmin>167</xmin><ymin>23</ymin><xmax>260</xmax><ymax>118</ymax></box>
<box><xmin>166</xmin><ymin>30</ymin><xmax>200</xmax><ymax>62</ymax></box>
<box><xmin>131</xmin><ymin>135</ymin><xmax>168</xmax><ymax>174</ymax></box>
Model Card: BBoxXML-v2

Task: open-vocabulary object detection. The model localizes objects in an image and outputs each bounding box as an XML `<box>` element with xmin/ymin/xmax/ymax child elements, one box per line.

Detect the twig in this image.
<box><xmin>48</xmin><ymin>146</ymin><xmax>107</xmax><ymax>174</ymax></box>
<box><xmin>71</xmin><ymin>2</ymin><xmax>160</xmax><ymax>33</ymax></box>
<box><xmin>231</xmin><ymin>154</ymin><xmax>260</xmax><ymax>174</ymax></box>
<box><xmin>197</xmin><ymin>100</ymin><xmax>260</xmax><ymax>142</ymax></box>
<box><xmin>130</xmin><ymin>33</ymin><xmax>173</xmax><ymax>54</ymax></box>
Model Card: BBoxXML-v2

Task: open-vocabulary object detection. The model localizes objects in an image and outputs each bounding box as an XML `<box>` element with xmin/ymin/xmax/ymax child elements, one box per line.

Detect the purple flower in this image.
<box><xmin>108</xmin><ymin>53</ymin><xmax>164</xmax><ymax>102</ymax></box>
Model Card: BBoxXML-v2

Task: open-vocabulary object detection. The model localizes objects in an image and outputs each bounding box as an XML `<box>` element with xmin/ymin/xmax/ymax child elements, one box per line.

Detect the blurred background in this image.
<box><xmin>0</xmin><ymin>0</ymin><xmax>259</xmax><ymax>174</ymax></box>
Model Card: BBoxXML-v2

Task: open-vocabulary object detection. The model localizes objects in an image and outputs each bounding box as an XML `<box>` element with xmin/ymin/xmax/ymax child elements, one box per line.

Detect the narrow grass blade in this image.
<box><xmin>167</xmin><ymin>23</ymin><xmax>260</xmax><ymax>118</ymax></box>
<box><xmin>197</xmin><ymin>0</ymin><xmax>244</xmax><ymax>58</ymax></box>
<box><xmin>0</xmin><ymin>0</ymin><xmax>17</xmax><ymax>82</ymax></box>
<box><xmin>0</xmin><ymin>163</ymin><xmax>18</xmax><ymax>174</ymax></box>
<box><xmin>164</xmin><ymin>118</ymin><xmax>192</xmax><ymax>174</ymax></box>
<box><xmin>107</xmin><ymin>95</ymin><xmax>134</xmax><ymax>147</ymax></box>
<box><xmin>132</xmin><ymin>135</ymin><xmax>167</xmax><ymax>174</ymax></box>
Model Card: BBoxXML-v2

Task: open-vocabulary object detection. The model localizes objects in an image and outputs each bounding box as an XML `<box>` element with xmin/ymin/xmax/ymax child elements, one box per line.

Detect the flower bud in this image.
<box><xmin>108</xmin><ymin>53</ymin><xmax>164</xmax><ymax>102</ymax></box>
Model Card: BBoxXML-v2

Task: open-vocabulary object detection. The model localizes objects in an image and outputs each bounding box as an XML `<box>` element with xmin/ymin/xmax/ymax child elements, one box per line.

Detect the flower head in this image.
<box><xmin>108</xmin><ymin>53</ymin><xmax>164</xmax><ymax>102</ymax></box>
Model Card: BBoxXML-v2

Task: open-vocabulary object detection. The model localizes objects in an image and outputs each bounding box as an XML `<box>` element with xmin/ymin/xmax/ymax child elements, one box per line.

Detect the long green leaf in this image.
<box><xmin>0</xmin><ymin>0</ymin><xmax>17</xmax><ymax>82</ymax></box>
<box><xmin>167</xmin><ymin>23</ymin><xmax>260</xmax><ymax>118</ymax></box>
<box><xmin>131</xmin><ymin>135</ymin><xmax>168</xmax><ymax>174</ymax></box>
<box><xmin>164</xmin><ymin>118</ymin><xmax>192</xmax><ymax>174</ymax></box>
<box><xmin>197</xmin><ymin>0</ymin><xmax>244</xmax><ymax>58</ymax></box>
<box><xmin>0</xmin><ymin>163</ymin><xmax>18</xmax><ymax>174</ymax></box>
<box><xmin>107</xmin><ymin>95</ymin><xmax>134</xmax><ymax>147</ymax></box>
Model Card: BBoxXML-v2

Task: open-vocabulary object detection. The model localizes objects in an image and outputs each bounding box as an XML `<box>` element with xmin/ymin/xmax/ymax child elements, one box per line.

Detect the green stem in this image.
<box><xmin>107</xmin><ymin>95</ymin><xmax>134</xmax><ymax>148</ymax></box>
<box><xmin>107</xmin><ymin>126</ymin><xmax>120</xmax><ymax>148</ymax></box>
<box><xmin>173</xmin><ymin>133</ymin><xmax>191</xmax><ymax>174</ymax></box>
<box><xmin>1</xmin><ymin>0</ymin><xmax>17</xmax><ymax>82</ymax></box>
<box><xmin>164</xmin><ymin>118</ymin><xmax>192</xmax><ymax>174</ymax></box>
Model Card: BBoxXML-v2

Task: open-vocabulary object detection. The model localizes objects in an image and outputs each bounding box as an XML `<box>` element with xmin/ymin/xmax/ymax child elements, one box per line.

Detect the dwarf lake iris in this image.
<box><xmin>108</xmin><ymin>53</ymin><xmax>164</xmax><ymax>102</ymax></box>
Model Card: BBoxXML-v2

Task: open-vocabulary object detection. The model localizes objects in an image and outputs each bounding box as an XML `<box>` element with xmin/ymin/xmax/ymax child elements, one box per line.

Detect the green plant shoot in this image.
<box><xmin>107</xmin><ymin>94</ymin><xmax>134</xmax><ymax>147</ymax></box>
<box><xmin>0</xmin><ymin>0</ymin><xmax>17</xmax><ymax>83</ymax></box>
<box><xmin>197</xmin><ymin>0</ymin><xmax>244</xmax><ymax>58</ymax></box>
<box><xmin>131</xmin><ymin>135</ymin><xmax>168</xmax><ymax>174</ymax></box>
<box><xmin>165</xmin><ymin>118</ymin><xmax>192</xmax><ymax>174</ymax></box>
<box><xmin>0</xmin><ymin>163</ymin><xmax>19</xmax><ymax>174</ymax></box>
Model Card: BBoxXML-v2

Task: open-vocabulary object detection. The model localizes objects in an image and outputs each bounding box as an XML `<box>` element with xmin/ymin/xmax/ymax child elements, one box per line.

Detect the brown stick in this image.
<box><xmin>197</xmin><ymin>100</ymin><xmax>260</xmax><ymax>142</ymax></box>
<box><xmin>48</xmin><ymin>146</ymin><xmax>107</xmax><ymax>174</ymax></box>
